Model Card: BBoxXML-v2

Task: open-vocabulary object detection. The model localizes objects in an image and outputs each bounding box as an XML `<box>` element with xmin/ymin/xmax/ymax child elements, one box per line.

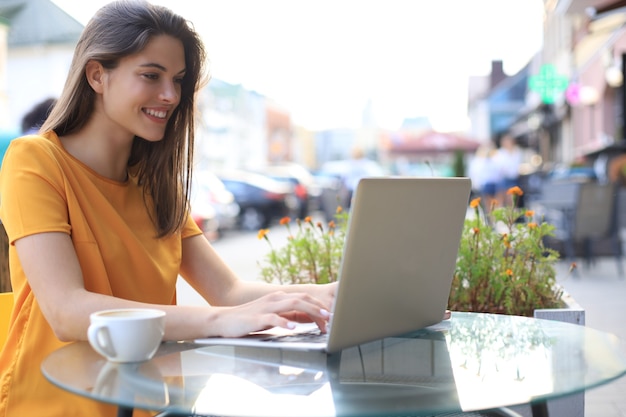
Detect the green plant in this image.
<box><xmin>258</xmin><ymin>186</ymin><xmax>566</xmax><ymax>317</ymax></box>
<box><xmin>448</xmin><ymin>186</ymin><xmax>564</xmax><ymax>317</ymax></box>
<box><xmin>257</xmin><ymin>207</ymin><xmax>349</xmax><ymax>284</ymax></box>
<box><xmin>452</xmin><ymin>149</ymin><xmax>466</xmax><ymax>177</ymax></box>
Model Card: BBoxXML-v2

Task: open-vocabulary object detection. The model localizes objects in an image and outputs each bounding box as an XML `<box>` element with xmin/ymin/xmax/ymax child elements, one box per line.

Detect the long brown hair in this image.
<box><xmin>41</xmin><ymin>0</ymin><xmax>208</xmax><ymax>237</ymax></box>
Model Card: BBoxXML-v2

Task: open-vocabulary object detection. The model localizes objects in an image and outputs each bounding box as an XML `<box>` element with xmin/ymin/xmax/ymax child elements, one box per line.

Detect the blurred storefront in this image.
<box><xmin>491</xmin><ymin>1</ymin><xmax>626</xmax><ymax>180</ymax></box>
<box><xmin>488</xmin><ymin>1</ymin><xmax>626</xmax><ymax>228</ymax></box>
<box><xmin>570</xmin><ymin>6</ymin><xmax>626</xmax><ymax>164</ymax></box>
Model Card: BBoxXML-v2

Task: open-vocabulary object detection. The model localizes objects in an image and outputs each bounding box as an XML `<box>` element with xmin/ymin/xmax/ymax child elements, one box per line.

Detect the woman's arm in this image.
<box><xmin>16</xmin><ymin>232</ymin><xmax>335</xmax><ymax>342</ymax></box>
<box><xmin>14</xmin><ymin>232</ymin><xmax>229</xmax><ymax>342</ymax></box>
<box><xmin>179</xmin><ymin>234</ymin><xmax>336</xmax><ymax>332</ymax></box>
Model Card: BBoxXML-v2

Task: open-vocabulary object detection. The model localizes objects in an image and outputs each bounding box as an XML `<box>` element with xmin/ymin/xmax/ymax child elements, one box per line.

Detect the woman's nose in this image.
<box><xmin>159</xmin><ymin>81</ymin><xmax>180</xmax><ymax>103</ymax></box>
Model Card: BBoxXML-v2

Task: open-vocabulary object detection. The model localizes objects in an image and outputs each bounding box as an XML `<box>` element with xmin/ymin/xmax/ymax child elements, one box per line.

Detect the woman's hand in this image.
<box><xmin>211</xmin><ymin>290</ymin><xmax>333</xmax><ymax>338</ymax></box>
<box><xmin>279</xmin><ymin>281</ymin><xmax>337</xmax><ymax>327</ymax></box>
<box><xmin>302</xmin><ymin>282</ymin><xmax>338</xmax><ymax>312</ymax></box>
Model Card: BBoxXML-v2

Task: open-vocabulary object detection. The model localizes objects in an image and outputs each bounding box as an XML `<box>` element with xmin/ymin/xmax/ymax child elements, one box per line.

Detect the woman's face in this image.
<box><xmin>97</xmin><ymin>34</ymin><xmax>186</xmax><ymax>142</ymax></box>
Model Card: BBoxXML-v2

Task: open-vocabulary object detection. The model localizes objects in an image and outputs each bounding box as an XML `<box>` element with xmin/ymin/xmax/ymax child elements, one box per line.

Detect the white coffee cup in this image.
<box><xmin>87</xmin><ymin>308</ymin><xmax>166</xmax><ymax>363</ymax></box>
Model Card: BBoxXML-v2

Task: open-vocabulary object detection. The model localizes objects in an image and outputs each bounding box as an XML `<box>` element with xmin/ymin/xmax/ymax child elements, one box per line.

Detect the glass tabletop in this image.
<box><xmin>41</xmin><ymin>312</ymin><xmax>626</xmax><ymax>417</ymax></box>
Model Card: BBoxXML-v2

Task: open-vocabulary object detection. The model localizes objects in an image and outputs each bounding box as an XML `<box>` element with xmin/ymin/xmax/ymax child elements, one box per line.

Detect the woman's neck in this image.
<box><xmin>59</xmin><ymin>119</ymin><xmax>134</xmax><ymax>182</ymax></box>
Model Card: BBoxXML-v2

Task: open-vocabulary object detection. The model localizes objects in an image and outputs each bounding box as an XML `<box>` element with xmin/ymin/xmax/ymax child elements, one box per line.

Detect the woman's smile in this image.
<box><xmin>143</xmin><ymin>107</ymin><xmax>169</xmax><ymax>121</ymax></box>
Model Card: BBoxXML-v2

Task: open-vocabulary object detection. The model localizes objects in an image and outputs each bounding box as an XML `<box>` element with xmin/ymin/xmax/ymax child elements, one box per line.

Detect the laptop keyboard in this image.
<box><xmin>259</xmin><ymin>328</ymin><xmax>328</xmax><ymax>343</ymax></box>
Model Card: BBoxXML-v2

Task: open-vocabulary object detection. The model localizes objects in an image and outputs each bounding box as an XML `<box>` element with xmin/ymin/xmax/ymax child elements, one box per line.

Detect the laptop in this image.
<box><xmin>195</xmin><ymin>177</ymin><xmax>471</xmax><ymax>353</ymax></box>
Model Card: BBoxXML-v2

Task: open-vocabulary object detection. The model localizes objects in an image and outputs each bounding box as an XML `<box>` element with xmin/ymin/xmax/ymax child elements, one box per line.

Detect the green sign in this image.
<box><xmin>528</xmin><ymin>64</ymin><xmax>569</xmax><ymax>104</ymax></box>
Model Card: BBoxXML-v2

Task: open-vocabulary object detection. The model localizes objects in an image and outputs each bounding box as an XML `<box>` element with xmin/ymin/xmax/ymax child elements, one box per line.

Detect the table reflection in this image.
<box><xmin>184</xmin><ymin>332</ymin><xmax>459</xmax><ymax>416</ymax></box>
<box><xmin>447</xmin><ymin>313</ymin><xmax>555</xmax><ymax>410</ymax></box>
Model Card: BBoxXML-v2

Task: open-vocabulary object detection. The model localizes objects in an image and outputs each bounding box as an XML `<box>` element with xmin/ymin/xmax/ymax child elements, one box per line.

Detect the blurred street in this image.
<box><xmin>176</xmin><ymin>216</ymin><xmax>295</xmax><ymax>306</ymax></box>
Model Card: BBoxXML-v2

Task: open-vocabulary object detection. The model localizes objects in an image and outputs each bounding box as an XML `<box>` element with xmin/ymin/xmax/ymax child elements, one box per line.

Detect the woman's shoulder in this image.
<box><xmin>10</xmin><ymin>131</ymin><xmax>58</xmax><ymax>147</ymax></box>
<box><xmin>6</xmin><ymin>131</ymin><xmax>63</xmax><ymax>160</ymax></box>
<box><xmin>2</xmin><ymin>132</ymin><xmax>69</xmax><ymax>180</ymax></box>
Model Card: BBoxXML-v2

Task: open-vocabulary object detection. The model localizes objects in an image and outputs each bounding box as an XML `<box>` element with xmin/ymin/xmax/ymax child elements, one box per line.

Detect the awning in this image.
<box><xmin>574</xmin><ymin>11</ymin><xmax>626</xmax><ymax>74</ymax></box>
<box><xmin>385</xmin><ymin>131</ymin><xmax>481</xmax><ymax>155</ymax></box>
<box><xmin>575</xmin><ymin>138</ymin><xmax>626</xmax><ymax>158</ymax></box>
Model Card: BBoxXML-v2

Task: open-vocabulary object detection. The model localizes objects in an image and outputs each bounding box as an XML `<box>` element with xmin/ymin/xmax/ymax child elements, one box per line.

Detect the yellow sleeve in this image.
<box><xmin>182</xmin><ymin>209</ymin><xmax>203</xmax><ymax>239</ymax></box>
<box><xmin>0</xmin><ymin>137</ymin><xmax>71</xmax><ymax>244</ymax></box>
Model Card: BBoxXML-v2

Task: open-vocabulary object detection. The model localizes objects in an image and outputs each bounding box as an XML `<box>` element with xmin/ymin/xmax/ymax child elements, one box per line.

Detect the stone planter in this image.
<box><xmin>534</xmin><ymin>289</ymin><xmax>585</xmax><ymax>325</ymax></box>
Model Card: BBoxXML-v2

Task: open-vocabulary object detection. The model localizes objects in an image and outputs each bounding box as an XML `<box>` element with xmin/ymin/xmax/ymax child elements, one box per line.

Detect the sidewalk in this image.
<box><xmin>555</xmin><ymin>257</ymin><xmax>626</xmax><ymax>417</ymax></box>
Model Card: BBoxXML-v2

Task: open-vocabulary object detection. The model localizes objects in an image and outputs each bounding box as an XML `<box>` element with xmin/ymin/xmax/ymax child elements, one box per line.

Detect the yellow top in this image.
<box><xmin>0</xmin><ymin>293</ymin><xmax>12</xmax><ymax>348</ymax></box>
<box><xmin>0</xmin><ymin>132</ymin><xmax>202</xmax><ymax>417</ymax></box>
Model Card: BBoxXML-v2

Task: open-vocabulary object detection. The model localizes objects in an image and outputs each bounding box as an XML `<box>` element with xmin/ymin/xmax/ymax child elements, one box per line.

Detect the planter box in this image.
<box><xmin>534</xmin><ymin>289</ymin><xmax>585</xmax><ymax>325</ymax></box>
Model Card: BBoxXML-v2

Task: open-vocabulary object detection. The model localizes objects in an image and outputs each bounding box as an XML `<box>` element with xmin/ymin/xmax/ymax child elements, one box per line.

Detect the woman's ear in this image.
<box><xmin>85</xmin><ymin>60</ymin><xmax>105</xmax><ymax>93</ymax></box>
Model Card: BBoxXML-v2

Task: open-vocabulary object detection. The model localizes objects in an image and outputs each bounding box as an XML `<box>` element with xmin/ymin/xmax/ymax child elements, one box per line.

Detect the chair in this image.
<box><xmin>0</xmin><ymin>292</ymin><xmax>14</xmax><ymax>347</ymax></box>
<box><xmin>0</xmin><ymin>222</ymin><xmax>10</xmax><ymax>293</ymax></box>
<box><xmin>536</xmin><ymin>181</ymin><xmax>623</xmax><ymax>276</ymax></box>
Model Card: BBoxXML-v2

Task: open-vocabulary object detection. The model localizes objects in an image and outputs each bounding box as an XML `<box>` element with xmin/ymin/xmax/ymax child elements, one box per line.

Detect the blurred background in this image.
<box><xmin>2</xmin><ymin>0</ymin><xmax>626</xmax><ymax>238</ymax></box>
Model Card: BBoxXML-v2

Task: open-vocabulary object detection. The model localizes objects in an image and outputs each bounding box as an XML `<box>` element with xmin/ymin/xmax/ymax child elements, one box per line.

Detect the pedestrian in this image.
<box><xmin>20</xmin><ymin>97</ymin><xmax>57</xmax><ymax>134</ymax></box>
<box><xmin>468</xmin><ymin>143</ymin><xmax>500</xmax><ymax>213</ymax></box>
<box><xmin>0</xmin><ymin>2</ymin><xmax>335</xmax><ymax>417</ymax></box>
<box><xmin>494</xmin><ymin>133</ymin><xmax>523</xmax><ymax>207</ymax></box>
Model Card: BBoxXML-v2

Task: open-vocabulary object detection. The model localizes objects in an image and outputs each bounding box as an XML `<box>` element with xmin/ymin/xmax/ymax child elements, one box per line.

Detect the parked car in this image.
<box><xmin>190</xmin><ymin>171</ymin><xmax>240</xmax><ymax>235</ymax></box>
<box><xmin>314</xmin><ymin>159</ymin><xmax>387</xmax><ymax>217</ymax></box>
<box><xmin>217</xmin><ymin>170</ymin><xmax>299</xmax><ymax>231</ymax></box>
<box><xmin>189</xmin><ymin>197</ymin><xmax>219</xmax><ymax>241</ymax></box>
<box><xmin>252</xmin><ymin>163</ymin><xmax>321</xmax><ymax>219</ymax></box>
<box><xmin>309</xmin><ymin>172</ymin><xmax>345</xmax><ymax>221</ymax></box>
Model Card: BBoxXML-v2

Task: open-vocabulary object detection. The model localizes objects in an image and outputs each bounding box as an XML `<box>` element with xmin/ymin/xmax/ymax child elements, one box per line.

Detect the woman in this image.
<box><xmin>0</xmin><ymin>1</ymin><xmax>335</xmax><ymax>416</ymax></box>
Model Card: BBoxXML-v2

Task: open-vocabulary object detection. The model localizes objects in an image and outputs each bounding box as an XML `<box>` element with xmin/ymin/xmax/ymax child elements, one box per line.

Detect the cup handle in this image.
<box><xmin>88</xmin><ymin>323</ymin><xmax>118</xmax><ymax>359</ymax></box>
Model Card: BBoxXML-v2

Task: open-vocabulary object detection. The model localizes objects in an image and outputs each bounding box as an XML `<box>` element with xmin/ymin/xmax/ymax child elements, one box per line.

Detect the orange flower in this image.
<box><xmin>528</xmin><ymin>222</ymin><xmax>537</xmax><ymax>229</ymax></box>
<box><xmin>505</xmin><ymin>269</ymin><xmax>513</xmax><ymax>276</ymax></box>
<box><xmin>257</xmin><ymin>229</ymin><xmax>269</xmax><ymax>240</ymax></box>
<box><xmin>279</xmin><ymin>216</ymin><xmax>291</xmax><ymax>225</ymax></box>
<box><xmin>472</xmin><ymin>227</ymin><xmax>480</xmax><ymax>234</ymax></box>
<box><xmin>304</xmin><ymin>216</ymin><xmax>312</xmax><ymax>223</ymax></box>
<box><xmin>470</xmin><ymin>197</ymin><xmax>481</xmax><ymax>208</ymax></box>
<box><xmin>525</xmin><ymin>210</ymin><xmax>534</xmax><ymax>217</ymax></box>
<box><xmin>336</xmin><ymin>206</ymin><xmax>343</xmax><ymax>213</ymax></box>
<box><xmin>506</xmin><ymin>186</ymin><xmax>524</xmax><ymax>196</ymax></box>
<box><xmin>328</xmin><ymin>220</ymin><xmax>336</xmax><ymax>229</ymax></box>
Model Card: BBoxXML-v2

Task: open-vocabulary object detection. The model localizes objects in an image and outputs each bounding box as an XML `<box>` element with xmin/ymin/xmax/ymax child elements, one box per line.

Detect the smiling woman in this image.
<box><xmin>0</xmin><ymin>2</ymin><xmax>338</xmax><ymax>417</ymax></box>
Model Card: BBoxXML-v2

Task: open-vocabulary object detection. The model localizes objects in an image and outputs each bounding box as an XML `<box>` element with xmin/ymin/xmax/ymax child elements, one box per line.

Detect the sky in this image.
<box><xmin>51</xmin><ymin>0</ymin><xmax>544</xmax><ymax>132</ymax></box>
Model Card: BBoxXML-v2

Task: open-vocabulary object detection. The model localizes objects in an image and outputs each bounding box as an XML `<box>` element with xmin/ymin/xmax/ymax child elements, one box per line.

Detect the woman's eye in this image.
<box><xmin>174</xmin><ymin>77</ymin><xmax>184</xmax><ymax>85</ymax></box>
<box><xmin>143</xmin><ymin>73</ymin><xmax>158</xmax><ymax>80</ymax></box>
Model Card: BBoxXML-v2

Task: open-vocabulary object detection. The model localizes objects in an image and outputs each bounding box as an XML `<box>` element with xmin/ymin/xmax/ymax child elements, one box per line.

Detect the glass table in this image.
<box><xmin>41</xmin><ymin>312</ymin><xmax>626</xmax><ymax>417</ymax></box>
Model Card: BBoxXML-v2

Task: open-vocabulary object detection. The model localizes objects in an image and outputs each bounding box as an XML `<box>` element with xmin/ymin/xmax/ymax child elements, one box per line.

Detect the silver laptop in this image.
<box><xmin>195</xmin><ymin>177</ymin><xmax>471</xmax><ymax>353</ymax></box>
